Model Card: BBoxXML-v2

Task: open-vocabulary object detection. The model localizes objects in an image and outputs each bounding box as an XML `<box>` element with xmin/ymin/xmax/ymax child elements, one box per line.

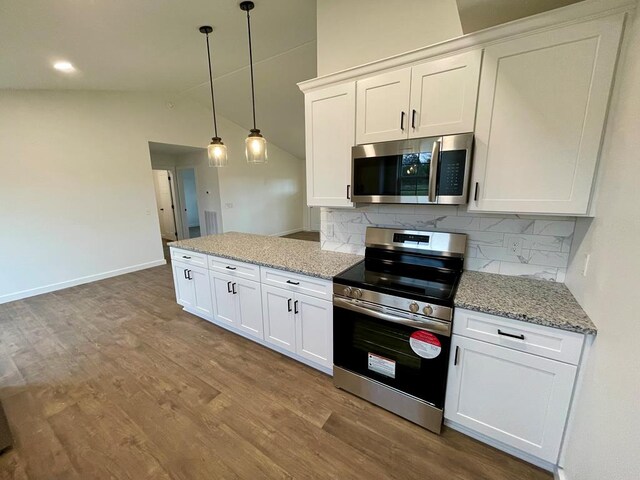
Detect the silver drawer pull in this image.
<box><xmin>498</xmin><ymin>329</ymin><xmax>525</xmax><ymax>340</ymax></box>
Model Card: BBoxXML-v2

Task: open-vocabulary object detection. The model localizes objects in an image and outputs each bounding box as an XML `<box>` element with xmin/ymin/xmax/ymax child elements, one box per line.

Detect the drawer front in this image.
<box><xmin>171</xmin><ymin>248</ymin><xmax>207</xmax><ymax>268</ymax></box>
<box><xmin>453</xmin><ymin>309</ymin><xmax>584</xmax><ymax>365</ymax></box>
<box><xmin>261</xmin><ymin>267</ymin><xmax>332</xmax><ymax>301</ymax></box>
<box><xmin>209</xmin><ymin>256</ymin><xmax>260</xmax><ymax>280</ymax></box>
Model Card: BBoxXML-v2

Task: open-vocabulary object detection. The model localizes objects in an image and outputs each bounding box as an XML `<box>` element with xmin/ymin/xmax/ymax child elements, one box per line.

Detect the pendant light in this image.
<box><xmin>199</xmin><ymin>26</ymin><xmax>228</xmax><ymax>167</ymax></box>
<box><xmin>240</xmin><ymin>1</ymin><xmax>267</xmax><ymax>164</ymax></box>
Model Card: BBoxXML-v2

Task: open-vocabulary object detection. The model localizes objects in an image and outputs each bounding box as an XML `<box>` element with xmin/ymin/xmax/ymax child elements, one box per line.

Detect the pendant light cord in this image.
<box><xmin>205</xmin><ymin>32</ymin><xmax>219</xmax><ymax>137</ymax></box>
<box><xmin>245</xmin><ymin>9</ymin><xmax>257</xmax><ymax>130</ymax></box>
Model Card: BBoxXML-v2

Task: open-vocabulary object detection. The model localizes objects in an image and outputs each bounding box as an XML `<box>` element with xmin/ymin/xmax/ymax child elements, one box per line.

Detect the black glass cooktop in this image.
<box><xmin>334</xmin><ymin>259</ymin><xmax>461</xmax><ymax>306</ymax></box>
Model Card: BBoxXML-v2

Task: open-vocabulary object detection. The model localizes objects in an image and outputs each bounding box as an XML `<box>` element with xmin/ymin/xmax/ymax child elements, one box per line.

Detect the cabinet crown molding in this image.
<box><xmin>298</xmin><ymin>0</ymin><xmax>635</xmax><ymax>93</ymax></box>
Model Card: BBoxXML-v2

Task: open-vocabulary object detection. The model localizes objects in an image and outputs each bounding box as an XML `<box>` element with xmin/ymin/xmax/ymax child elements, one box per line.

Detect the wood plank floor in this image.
<box><xmin>281</xmin><ymin>231</ymin><xmax>320</xmax><ymax>242</ymax></box>
<box><xmin>0</xmin><ymin>265</ymin><xmax>551</xmax><ymax>479</ymax></box>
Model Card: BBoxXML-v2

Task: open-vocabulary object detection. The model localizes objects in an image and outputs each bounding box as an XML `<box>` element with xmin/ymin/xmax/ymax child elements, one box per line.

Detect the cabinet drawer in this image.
<box><xmin>453</xmin><ymin>309</ymin><xmax>584</xmax><ymax>365</ymax></box>
<box><xmin>261</xmin><ymin>267</ymin><xmax>332</xmax><ymax>301</ymax></box>
<box><xmin>171</xmin><ymin>248</ymin><xmax>207</xmax><ymax>268</ymax></box>
<box><xmin>209</xmin><ymin>256</ymin><xmax>260</xmax><ymax>280</ymax></box>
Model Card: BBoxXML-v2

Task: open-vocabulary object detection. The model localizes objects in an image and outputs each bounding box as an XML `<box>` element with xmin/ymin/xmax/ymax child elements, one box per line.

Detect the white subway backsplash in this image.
<box><xmin>320</xmin><ymin>205</ymin><xmax>575</xmax><ymax>282</ymax></box>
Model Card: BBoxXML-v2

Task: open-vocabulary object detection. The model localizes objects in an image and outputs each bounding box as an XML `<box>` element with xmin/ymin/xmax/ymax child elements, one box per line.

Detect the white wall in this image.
<box><xmin>561</xmin><ymin>8</ymin><xmax>640</xmax><ymax>480</ymax></box>
<box><xmin>316</xmin><ymin>0</ymin><xmax>463</xmax><ymax>75</ymax></box>
<box><xmin>0</xmin><ymin>89</ymin><xmax>303</xmax><ymax>303</ymax></box>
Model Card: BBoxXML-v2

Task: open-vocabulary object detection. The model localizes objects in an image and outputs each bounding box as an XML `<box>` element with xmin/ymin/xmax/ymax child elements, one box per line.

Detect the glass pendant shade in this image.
<box><xmin>208</xmin><ymin>137</ymin><xmax>228</xmax><ymax>167</ymax></box>
<box><xmin>245</xmin><ymin>129</ymin><xmax>267</xmax><ymax>164</ymax></box>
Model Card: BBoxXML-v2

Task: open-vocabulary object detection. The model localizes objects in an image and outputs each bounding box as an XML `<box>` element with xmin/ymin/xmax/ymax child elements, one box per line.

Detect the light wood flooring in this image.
<box><xmin>0</xmin><ymin>265</ymin><xmax>551</xmax><ymax>479</ymax></box>
<box><xmin>281</xmin><ymin>231</ymin><xmax>320</xmax><ymax>242</ymax></box>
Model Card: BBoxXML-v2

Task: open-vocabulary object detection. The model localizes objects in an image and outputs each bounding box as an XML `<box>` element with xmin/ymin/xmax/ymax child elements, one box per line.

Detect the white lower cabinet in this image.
<box><xmin>445</xmin><ymin>334</ymin><xmax>577</xmax><ymax>464</ymax></box>
<box><xmin>262</xmin><ymin>284</ymin><xmax>333</xmax><ymax>369</ymax></box>
<box><xmin>172</xmin><ymin>261</ymin><xmax>213</xmax><ymax>319</ymax></box>
<box><xmin>209</xmin><ymin>270</ymin><xmax>263</xmax><ymax>340</ymax></box>
<box><xmin>171</xmin><ymin>249</ymin><xmax>334</xmax><ymax>373</ymax></box>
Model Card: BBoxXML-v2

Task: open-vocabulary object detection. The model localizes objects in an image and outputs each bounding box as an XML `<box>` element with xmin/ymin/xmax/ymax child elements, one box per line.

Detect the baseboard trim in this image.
<box><xmin>444</xmin><ymin>419</ymin><xmax>555</xmax><ymax>472</ymax></box>
<box><xmin>555</xmin><ymin>467</ymin><xmax>568</xmax><ymax>480</ymax></box>
<box><xmin>0</xmin><ymin>259</ymin><xmax>167</xmax><ymax>304</ymax></box>
<box><xmin>270</xmin><ymin>228</ymin><xmax>304</xmax><ymax>237</ymax></box>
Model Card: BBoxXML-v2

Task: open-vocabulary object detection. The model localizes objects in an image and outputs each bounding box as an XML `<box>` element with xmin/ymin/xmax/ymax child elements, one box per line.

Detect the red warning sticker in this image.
<box><xmin>410</xmin><ymin>331</ymin><xmax>442</xmax><ymax>359</ymax></box>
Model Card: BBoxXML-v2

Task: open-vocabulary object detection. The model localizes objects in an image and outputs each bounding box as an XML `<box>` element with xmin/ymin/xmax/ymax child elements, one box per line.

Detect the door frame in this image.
<box><xmin>176</xmin><ymin>166</ymin><xmax>201</xmax><ymax>239</ymax></box>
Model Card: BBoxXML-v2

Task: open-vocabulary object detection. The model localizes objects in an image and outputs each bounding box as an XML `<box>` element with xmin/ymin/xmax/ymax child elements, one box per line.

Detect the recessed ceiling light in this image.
<box><xmin>53</xmin><ymin>61</ymin><xmax>75</xmax><ymax>73</ymax></box>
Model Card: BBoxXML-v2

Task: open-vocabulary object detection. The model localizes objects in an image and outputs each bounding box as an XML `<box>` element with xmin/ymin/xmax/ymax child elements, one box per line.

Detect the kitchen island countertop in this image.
<box><xmin>169</xmin><ymin>232</ymin><xmax>363</xmax><ymax>280</ymax></box>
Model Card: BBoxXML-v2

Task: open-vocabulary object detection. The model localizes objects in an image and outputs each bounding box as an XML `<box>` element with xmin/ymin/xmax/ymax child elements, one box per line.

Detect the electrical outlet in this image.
<box><xmin>504</xmin><ymin>234</ymin><xmax>523</xmax><ymax>255</ymax></box>
<box><xmin>225</xmin><ymin>203</ymin><xmax>233</xmax><ymax>209</ymax></box>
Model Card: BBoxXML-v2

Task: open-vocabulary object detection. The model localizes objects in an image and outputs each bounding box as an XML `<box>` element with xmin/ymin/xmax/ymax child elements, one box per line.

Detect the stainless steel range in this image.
<box><xmin>332</xmin><ymin>227</ymin><xmax>467</xmax><ymax>434</ymax></box>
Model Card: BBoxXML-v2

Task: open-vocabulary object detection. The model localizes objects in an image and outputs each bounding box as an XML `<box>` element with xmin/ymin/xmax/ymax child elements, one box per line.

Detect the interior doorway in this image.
<box><xmin>177</xmin><ymin>167</ymin><xmax>201</xmax><ymax>239</ymax></box>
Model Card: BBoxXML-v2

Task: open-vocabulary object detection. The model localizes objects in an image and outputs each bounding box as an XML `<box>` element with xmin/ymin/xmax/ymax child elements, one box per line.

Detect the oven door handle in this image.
<box><xmin>334</xmin><ymin>297</ymin><xmax>451</xmax><ymax>336</ymax></box>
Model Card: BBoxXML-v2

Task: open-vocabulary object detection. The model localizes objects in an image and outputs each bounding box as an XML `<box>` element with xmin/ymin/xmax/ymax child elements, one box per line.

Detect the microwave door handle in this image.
<box><xmin>428</xmin><ymin>139</ymin><xmax>441</xmax><ymax>203</ymax></box>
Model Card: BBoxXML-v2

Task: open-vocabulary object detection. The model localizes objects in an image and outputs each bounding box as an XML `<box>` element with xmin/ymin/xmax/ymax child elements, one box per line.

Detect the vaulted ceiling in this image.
<box><xmin>0</xmin><ymin>0</ymin><xmax>317</xmax><ymax>159</ymax></box>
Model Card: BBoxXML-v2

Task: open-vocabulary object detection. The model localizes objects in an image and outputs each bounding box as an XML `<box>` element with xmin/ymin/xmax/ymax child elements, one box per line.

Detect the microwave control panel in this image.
<box><xmin>437</xmin><ymin>150</ymin><xmax>466</xmax><ymax>196</ymax></box>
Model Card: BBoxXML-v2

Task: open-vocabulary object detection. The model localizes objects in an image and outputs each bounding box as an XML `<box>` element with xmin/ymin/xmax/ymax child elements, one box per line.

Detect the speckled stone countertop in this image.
<box><xmin>455</xmin><ymin>271</ymin><xmax>596</xmax><ymax>335</ymax></box>
<box><xmin>168</xmin><ymin>232</ymin><xmax>363</xmax><ymax>280</ymax></box>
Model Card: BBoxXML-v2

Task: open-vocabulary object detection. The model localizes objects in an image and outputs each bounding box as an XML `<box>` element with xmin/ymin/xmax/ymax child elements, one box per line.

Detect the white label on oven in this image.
<box><xmin>368</xmin><ymin>353</ymin><xmax>396</xmax><ymax>378</ymax></box>
<box><xmin>410</xmin><ymin>331</ymin><xmax>442</xmax><ymax>359</ymax></box>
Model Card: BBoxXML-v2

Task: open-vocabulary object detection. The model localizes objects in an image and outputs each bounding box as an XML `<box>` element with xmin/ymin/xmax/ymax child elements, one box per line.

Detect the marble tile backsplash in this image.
<box><xmin>320</xmin><ymin>205</ymin><xmax>576</xmax><ymax>282</ymax></box>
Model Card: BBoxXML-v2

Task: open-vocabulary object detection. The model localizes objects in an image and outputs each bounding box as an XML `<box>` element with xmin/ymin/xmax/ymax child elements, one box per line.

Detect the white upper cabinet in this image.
<box><xmin>355</xmin><ymin>51</ymin><xmax>482</xmax><ymax>145</ymax></box>
<box><xmin>304</xmin><ymin>82</ymin><xmax>355</xmax><ymax>207</ymax></box>
<box><xmin>356</xmin><ymin>68</ymin><xmax>412</xmax><ymax>144</ymax></box>
<box><xmin>469</xmin><ymin>16</ymin><xmax>624</xmax><ymax>215</ymax></box>
<box><xmin>409</xmin><ymin>50</ymin><xmax>482</xmax><ymax>138</ymax></box>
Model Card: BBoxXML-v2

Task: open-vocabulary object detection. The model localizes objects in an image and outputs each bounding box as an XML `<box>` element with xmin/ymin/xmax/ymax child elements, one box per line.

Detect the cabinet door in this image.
<box><xmin>294</xmin><ymin>293</ymin><xmax>333</xmax><ymax>368</ymax></box>
<box><xmin>210</xmin><ymin>272</ymin><xmax>236</xmax><ymax>326</ymax></box>
<box><xmin>470</xmin><ymin>16</ymin><xmax>623</xmax><ymax>214</ymax></box>
<box><xmin>235</xmin><ymin>279</ymin><xmax>264</xmax><ymax>340</ymax></box>
<box><xmin>261</xmin><ymin>285</ymin><xmax>295</xmax><ymax>353</ymax></box>
<box><xmin>172</xmin><ymin>261</ymin><xmax>195</xmax><ymax>308</ymax></box>
<box><xmin>409</xmin><ymin>50</ymin><xmax>482</xmax><ymax>138</ymax></box>
<box><xmin>356</xmin><ymin>68</ymin><xmax>411</xmax><ymax>144</ymax></box>
<box><xmin>305</xmin><ymin>82</ymin><xmax>355</xmax><ymax>207</ymax></box>
<box><xmin>189</xmin><ymin>265</ymin><xmax>213</xmax><ymax>319</ymax></box>
<box><xmin>445</xmin><ymin>335</ymin><xmax>577</xmax><ymax>463</ymax></box>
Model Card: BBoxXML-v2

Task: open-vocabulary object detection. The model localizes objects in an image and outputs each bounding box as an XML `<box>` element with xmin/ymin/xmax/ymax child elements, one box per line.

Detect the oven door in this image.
<box><xmin>333</xmin><ymin>296</ymin><xmax>451</xmax><ymax>408</ymax></box>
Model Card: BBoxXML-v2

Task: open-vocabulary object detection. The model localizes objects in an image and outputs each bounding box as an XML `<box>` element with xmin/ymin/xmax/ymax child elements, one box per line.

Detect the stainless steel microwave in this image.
<box><xmin>351</xmin><ymin>133</ymin><xmax>474</xmax><ymax>205</ymax></box>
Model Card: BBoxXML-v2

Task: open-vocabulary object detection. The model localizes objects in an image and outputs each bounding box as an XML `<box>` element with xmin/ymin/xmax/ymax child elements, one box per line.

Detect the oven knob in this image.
<box><xmin>353</xmin><ymin>289</ymin><xmax>363</xmax><ymax>299</ymax></box>
<box><xmin>343</xmin><ymin>286</ymin><xmax>353</xmax><ymax>297</ymax></box>
<box><xmin>409</xmin><ymin>302</ymin><xmax>419</xmax><ymax>313</ymax></box>
<box><xmin>423</xmin><ymin>305</ymin><xmax>434</xmax><ymax>316</ymax></box>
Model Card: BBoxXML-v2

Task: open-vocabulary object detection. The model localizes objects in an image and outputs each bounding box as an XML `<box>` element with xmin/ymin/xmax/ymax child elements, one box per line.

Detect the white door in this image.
<box><xmin>409</xmin><ymin>50</ymin><xmax>482</xmax><ymax>138</ymax></box>
<box><xmin>235</xmin><ymin>278</ymin><xmax>263</xmax><ymax>339</ymax></box>
<box><xmin>445</xmin><ymin>335</ymin><xmax>577</xmax><ymax>463</ymax></box>
<box><xmin>261</xmin><ymin>284</ymin><xmax>295</xmax><ymax>353</ymax></box>
<box><xmin>172</xmin><ymin>261</ymin><xmax>194</xmax><ymax>308</ymax></box>
<box><xmin>189</xmin><ymin>265</ymin><xmax>213</xmax><ymax>320</ymax></box>
<box><xmin>469</xmin><ymin>17</ymin><xmax>623</xmax><ymax>214</ymax></box>
<box><xmin>305</xmin><ymin>82</ymin><xmax>355</xmax><ymax>208</ymax></box>
<box><xmin>152</xmin><ymin>170</ymin><xmax>177</xmax><ymax>240</ymax></box>
<box><xmin>210</xmin><ymin>272</ymin><xmax>236</xmax><ymax>326</ymax></box>
<box><xmin>356</xmin><ymin>68</ymin><xmax>411</xmax><ymax>144</ymax></box>
<box><xmin>294</xmin><ymin>293</ymin><xmax>332</xmax><ymax>369</ymax></box>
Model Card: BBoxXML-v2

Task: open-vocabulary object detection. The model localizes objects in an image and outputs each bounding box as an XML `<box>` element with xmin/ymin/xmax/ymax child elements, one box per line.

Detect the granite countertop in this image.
<box><xmin>455</xmin><ymin>271</ymin><xmax>596</xmax><ymax>335</ymax></box>
<box><xmin>168</xmin><ymin>232</ymin><xmax>363</xmax><ymax>280</ymax></box>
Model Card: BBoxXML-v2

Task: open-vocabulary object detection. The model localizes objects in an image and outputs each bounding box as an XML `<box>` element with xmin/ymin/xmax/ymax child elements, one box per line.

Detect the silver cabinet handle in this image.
<box><xmin>428</xmin><ymin>139</ymin><xmax>440</xmax><ymax>203</ymax></box>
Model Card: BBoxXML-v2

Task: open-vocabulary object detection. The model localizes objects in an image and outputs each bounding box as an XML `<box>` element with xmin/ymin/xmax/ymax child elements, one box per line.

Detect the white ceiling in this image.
<box><xmin>0</xmin><ymin>0</ymin><xmax>317</xmax><ymax>159</ymax></box>
<box><xmin>148</xmin><ymin>142</ymin><xmax>206</xmax><ymax>156</ymax></box>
